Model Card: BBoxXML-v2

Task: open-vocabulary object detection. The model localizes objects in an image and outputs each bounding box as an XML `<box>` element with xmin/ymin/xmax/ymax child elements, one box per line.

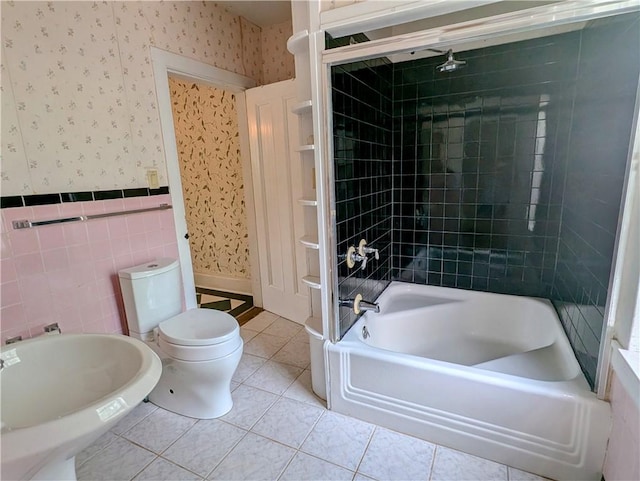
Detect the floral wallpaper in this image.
<box><xmin>169</xmin><ymin>78</ymin><xmax>250</xmax><ymax>280</ymax></box>
<box><xmin>262</xmin><ymin>20</ymin><xmax>295</xmax><ymax>84</ymax></box>
<box><xmin>0</xmin><ymin>1</ymin><xmax>279</xmax><ymax>197</ymax></box>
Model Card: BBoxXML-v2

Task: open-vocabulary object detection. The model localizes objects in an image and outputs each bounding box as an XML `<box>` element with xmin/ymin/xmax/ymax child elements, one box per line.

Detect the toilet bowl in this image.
<box><xmin>118</xmin><ymin>259</ymin><xmax>243</xmax><ymax>419</ymax></box>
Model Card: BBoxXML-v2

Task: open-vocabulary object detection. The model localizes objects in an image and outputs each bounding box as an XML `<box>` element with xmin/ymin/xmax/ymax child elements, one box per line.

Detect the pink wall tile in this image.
<box><xmin>163</xmin><ymin>243</ymin><xmax>179</xmax><ymax>258</ymax></box>
<box><xmin>28</xmin><ymin>321</ymin><xmax>54</xmax><ymax>338</ymax></box>
<box><xmin>145</xmin><ymin>230</ymin><xmax>165</xmax><ymax>249</ymax></box>
<box><xmin>47</xmin><ymin>269</ymin><xmax>76</xmax><ymax>298</ymax></box>
<box><xmin>111</xmin><ymin>237</ymin><xmax>132</xmax><ymax>257</ymax></box>
<box><xmin>1</xmin><ymin>304</ymin><xmax>27</xmax><ymax>331</ymax></box>
<box><xmin>70</xmin><ymin>264</ymin><xmax>96</xmax><ymax>284</ymax></box>
<box><xmin>18</xmin><ymin>272</ymin><xmax>51</xmax><ymax>296</ymax></box>
<box><xmin>67</xmin><ymin>244</ymin><xmax>93</xmax><ymax>264</ymax></box>
<box><xmin>54</xmin><ymin>304</ymin><xmax>83</xmax><ymax>332</ymax></box>
<box><xmin>14</xmin><ymin>252</ymin><xmax>45</xmax><ymax>276</ymax></box>
<box><xmin>107</xmin><ymin>216</ymin><xmax>129</xmax><ymax>239</ymax></box>
<box><xmin>1</xmin><ymin>325</ymin><xmax>30</xmax><ymax>344</ymax></box>
<box><xmin>104</xmin><ymin>314</ymin><xmax>124</xmax><ymax>334</ymax></box>
<box><xmin>1</xmin><ymin>280</ymin><xmax>22</xmax><ymax>306</ymax></box>
<box><xmin>0</xmin><ymin>258</ymin><xmax>17</xmax><ymax>283</ymax></box>
<box><xmin>101</xmin><ymin>198</ymin><xmax>125</xmax><ymax>214</ymax></box>
<box><xmin>126</xmin><ymin>214</ymin><xmax>149</xmax><ymax>235</ymax></box>
<box><xmin>148</xmin><ymin>246</ymin><xmax>166</xmax><ymax>259</ymax></box>
<box><xmin>0</xmin><ymin>213</ymin><xmax>8</xmax><ymax>235</ymax></box>
<box><xmin>82</xmin><ymin>320</ymin><xmax>107</xmax><ymax>334</ymax></box>
<box><xmin>113</xmin><ymin>253</ymin><xmax>134</xmax><ymax>272</ymax></box>
<box><xmin>42</xmin><ymin>247</ymin><xmax>70</xmax><ymax>272</ymax></box>
<box><xmin>0</xmin><ymin>197</ymin><xmax>182</xmax><ymax>340</ymax></box>
<box><xmin>1</xmin><ymin>234</ymin><xmax>12</xmax><ymax>259</ymax></box>
<box><xmin>59</xmin><ymin>202</ymin><xmax>84</xmax><ymax>217</ymax></box>
<box><xmin>77</xmin><ymin>299</ymin><xmax>100</xmax><ymax>325</ymax></box>
<box><xmin>37</xmin><ymin>225</ymin><xmax>67</xmax><ymax>251</ymax></box>
<box><xmin>30</xmin><ymin>204</ymin><xmax>60</xmax><ymax>220</ymax></box>
<box><xmin>123</xmin><ymin>197</ymin><xmax>142</xmax><ymax>210</ymax></box>
<box><xmin>94</xmin><ymin>258</ymin><xmax>116</xmax><ymax>280</ymax></box>
<box><xmin>63</xmin><ymin>222</ymin><xmax>89</xmax><ymax>246</ymax></box>
<box><xmin>140</xmin><ymin>195</ymin><xmax>163</xmax><ymax>208</ymax></box>
<box><xmin>90</xmin><ymin>240</ymin><xmax>113</xmax><ymax>261</ymax></box>
<box><xmin>129</xmin><ymin>232</ymin><xmax>148</xmax><ymax>253</ymax></box>
<box><xmin>161</xmin><ymin>228</ymin><xmax>178</xmax><ymax>245</ymax></box>
<box><xmin>142</xmin><ymin>212</ymin><xmax>162</xmax><ymax>232</ymax></box>
<box><xmin>81</xmin><ymin>201</ymin><xmax>105</xmax><ymax>215</ymax></box>
<box><xmin>86</xmin><ymin>220</ymin><xmax>110</xmax><ymax>243</ymax></box>
<box><xmin>24</xmin><ymin>289</ymin><xmax>54</xmax><ymax>323</ymax></box>
<box><xmin>9</xmin><ymin>229</ymin><xmax>40</xmax><ymax>256</ymax></box>
<box><xmin>100</xmin><ymin>295</ymin><xmax>120</xmax><ymax>319</ymax></box>
<box><xmin>2</xmin><ymin>207</ymin><xmax>33</xmax><ymax>228</ymax></box>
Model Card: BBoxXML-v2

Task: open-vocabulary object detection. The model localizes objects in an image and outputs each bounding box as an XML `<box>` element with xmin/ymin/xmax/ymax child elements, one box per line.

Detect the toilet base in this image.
<box><xmin>149</xmin><ymin>343</ymin><xmax>243</xmax><ymax>419</ymax></box>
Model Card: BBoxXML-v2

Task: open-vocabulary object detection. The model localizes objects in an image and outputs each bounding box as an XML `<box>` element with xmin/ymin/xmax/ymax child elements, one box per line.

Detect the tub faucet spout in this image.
<box><xmin>339</xmin><ymin>295</ymin><xmax>379</xmax><ymax>314</ymax></box>
<box><xmin>358</xmin><ymin>300</ymin><xmax>380</xmax><ymax>313</ymax></box>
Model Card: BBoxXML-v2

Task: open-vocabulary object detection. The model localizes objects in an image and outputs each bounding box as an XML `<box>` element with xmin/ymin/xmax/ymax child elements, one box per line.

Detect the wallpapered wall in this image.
<box><xmin>262</xmin><ymin>21</ymin><xmax>295</xmax><ymax>84</ymax></box>
<box><xmin>0</xmin><ymin>1</ymin><xmax>293</xmax><ymax>342</ymax></box>
<box><xmin>0</xmin><ymin>1</ymin><xmax>292</xmax><ymax>196</ymax></box>
<box><xmin>169</xmin><ymin>78</ymin><xmax>250</xmax><ymax>280</ymax></box>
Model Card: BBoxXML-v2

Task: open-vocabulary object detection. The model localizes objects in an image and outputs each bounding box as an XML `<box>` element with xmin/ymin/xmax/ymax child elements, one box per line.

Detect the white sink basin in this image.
<box><xmin>1</xmin><ymin>334</ymin><xmax>161</xmax><ymax>480</ymax></box>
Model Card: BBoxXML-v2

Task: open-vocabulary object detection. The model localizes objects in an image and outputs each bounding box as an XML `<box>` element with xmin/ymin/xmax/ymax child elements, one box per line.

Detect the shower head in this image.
<box><xmin>436</xmin><ymin>49</ymin><xmax>466</xmax><ymax>73</ymax></box>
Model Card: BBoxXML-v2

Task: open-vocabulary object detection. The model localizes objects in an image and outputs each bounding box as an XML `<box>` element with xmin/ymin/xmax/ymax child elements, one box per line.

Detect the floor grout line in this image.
<box><xmin>76</xmin><ymin>310</ymin><xmax>540</xmax><ymax>481</ymax></box>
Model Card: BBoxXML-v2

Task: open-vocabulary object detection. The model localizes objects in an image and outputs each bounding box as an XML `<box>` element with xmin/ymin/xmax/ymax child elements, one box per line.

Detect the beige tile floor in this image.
<box><xmin>76</xmin><ymin>311</ymin><xmax>549</xmax><ymax>481</ymax></box>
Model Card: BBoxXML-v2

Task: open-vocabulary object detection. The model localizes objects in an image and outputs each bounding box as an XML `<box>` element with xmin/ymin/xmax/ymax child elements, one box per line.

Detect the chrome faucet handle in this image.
<box><xmin>346</xmin><ymin>246</ymin><xmax>368</xmax><ymax>270</ymax></box>
<box><xmin>358</xmin><ymin>239</ymin><xmax>379</xmax><ymax>260</ymax></box>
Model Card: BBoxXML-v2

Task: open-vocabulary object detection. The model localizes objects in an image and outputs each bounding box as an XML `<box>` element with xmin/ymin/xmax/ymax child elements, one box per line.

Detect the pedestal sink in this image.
<box><xmin>1</xmin><ymin>333</ymin><xmax>161</xmax><ymax>480</ymax></box>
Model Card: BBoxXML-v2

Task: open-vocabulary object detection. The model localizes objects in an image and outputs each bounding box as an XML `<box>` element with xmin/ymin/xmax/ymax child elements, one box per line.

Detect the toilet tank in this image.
<box><xmin>118</xmin><ymin>258</ymin><xmax>183</xmax><ymax>339</ymax></box>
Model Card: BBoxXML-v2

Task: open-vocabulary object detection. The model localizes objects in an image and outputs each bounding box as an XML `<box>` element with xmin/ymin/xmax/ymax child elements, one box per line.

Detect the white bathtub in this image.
<box><xmin>326</xmin><ymin>282</ymin><xmax>611</xmax><ymax>481</ymax></box>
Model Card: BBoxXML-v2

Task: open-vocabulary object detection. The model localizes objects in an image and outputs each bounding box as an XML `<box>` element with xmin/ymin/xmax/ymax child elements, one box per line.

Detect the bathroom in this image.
<box><xmin>1</xmin><ymin>1</ymin><xmax>639</xmax><ymax>481</ymax></box>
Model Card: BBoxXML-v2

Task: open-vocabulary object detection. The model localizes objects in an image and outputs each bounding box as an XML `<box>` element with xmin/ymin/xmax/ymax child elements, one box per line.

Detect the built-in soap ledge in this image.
<box><xmin>302</xmin><ymin>275</ymin><xmax>321</xmax><ymax>289</ymax></box>
<box><xmin>298</xmin><ymin>198</ymin><xmax>318</xmax><ymax>207</ymax></box>
<box><xmin>299</xmin><ymin>235</ymin><xmax>319</xmax><ymax>249</ymax></box>
<box><xmin>296</xmin><ymin>144</ymin><xmax>315</xmax><ymax>152</ymax></box>
<box><xmin>286</xmin><ymin>29</ymin><xmax>309</xmax><ymax>55</ymax></box>
<box><xmin>291</xmin><ymin>100</ymin><xmax>312</xmax><ymax>115</ymax></box>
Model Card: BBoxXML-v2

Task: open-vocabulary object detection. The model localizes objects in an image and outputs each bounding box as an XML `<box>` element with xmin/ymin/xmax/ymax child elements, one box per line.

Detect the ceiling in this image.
<box><xmin>217</xmin><ymin>1</ymin><xmax>292</xmax><ymax>28</ymax></box>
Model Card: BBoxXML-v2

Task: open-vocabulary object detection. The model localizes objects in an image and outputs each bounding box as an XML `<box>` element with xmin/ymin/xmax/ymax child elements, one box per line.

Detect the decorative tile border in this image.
<box><xmin>1</xmin><ymin>187</ymin><xmax>170</xmax><ymax>209</ymax></box>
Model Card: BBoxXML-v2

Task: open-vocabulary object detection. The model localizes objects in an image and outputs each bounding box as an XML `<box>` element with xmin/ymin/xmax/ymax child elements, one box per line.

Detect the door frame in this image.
<box><xmin>151</xmin><ymin>47</ymin><xmax>262</xmax><ymax>309</ymax></box>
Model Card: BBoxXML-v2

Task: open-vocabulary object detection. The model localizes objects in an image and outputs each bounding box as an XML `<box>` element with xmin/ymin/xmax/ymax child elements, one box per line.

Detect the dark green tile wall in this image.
<box><xmin>331</xmin><ymin>13</ymin><xmax>639</xmax><ymax>386</ymax></box>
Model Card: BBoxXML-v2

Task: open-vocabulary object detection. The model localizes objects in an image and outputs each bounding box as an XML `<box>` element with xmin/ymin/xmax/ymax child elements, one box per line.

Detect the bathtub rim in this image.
<box><xmin>341</xmin><ymin>281</ymin><xmax>592</xmax><ymax>393</ymax></box>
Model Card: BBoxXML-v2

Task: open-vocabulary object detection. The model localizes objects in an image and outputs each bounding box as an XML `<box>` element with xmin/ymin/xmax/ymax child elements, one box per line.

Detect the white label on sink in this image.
<box><xmin>0</xmin><ymin>349</ymin><xmax>20</xmax><ymax>367</ymax></box>
<box><xmin>96</xmin><ymin>397</ymin><xmax>128</xmax><ymax>422</ymax></box>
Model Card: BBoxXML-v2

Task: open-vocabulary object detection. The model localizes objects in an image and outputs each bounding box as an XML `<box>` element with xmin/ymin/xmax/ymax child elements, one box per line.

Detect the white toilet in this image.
<box><xmin>118</xmin><ymin>258</ymin><xmax>243</xmax><ymax>419</ymax></box>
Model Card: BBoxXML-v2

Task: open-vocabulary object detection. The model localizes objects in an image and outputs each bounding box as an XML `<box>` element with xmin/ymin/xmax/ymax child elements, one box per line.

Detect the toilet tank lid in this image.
<box><xmin>118</xmin><ymin>258</ymin><xmax>179</xmax><ymax>280</ymax></box>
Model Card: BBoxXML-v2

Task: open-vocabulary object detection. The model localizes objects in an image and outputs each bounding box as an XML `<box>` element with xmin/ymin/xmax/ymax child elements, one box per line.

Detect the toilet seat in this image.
<box><xmin>157</xmin><ymin>309</ymin><xmax>242</xmax><ymax>362</ymax></box>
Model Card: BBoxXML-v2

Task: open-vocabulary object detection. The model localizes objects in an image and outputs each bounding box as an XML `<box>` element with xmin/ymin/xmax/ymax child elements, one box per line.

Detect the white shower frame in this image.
<box><xmin>315</xmin><ymin>0</ymin><xmax>640</xmax><ymax>397</ymax></box>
